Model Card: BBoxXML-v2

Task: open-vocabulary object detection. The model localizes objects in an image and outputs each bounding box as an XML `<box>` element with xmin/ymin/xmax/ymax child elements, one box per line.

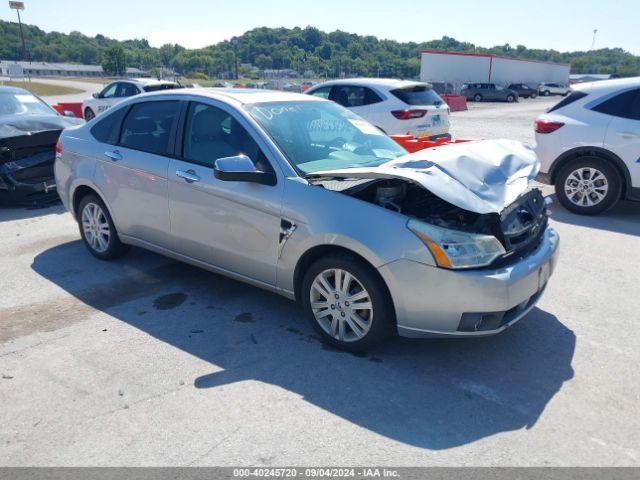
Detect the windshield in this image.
<box><xmin>390</xmin><ymin>85</ymin><xmax>443</xmax><ymax>106</ymax></box>
<box><xmin>247</xmin><ymin>100</ymin><xmax>407</xmax><ymax>174</ymax></box>
<box><xmin>0</xmin><ymin>92</ymin><xmax>55</xmax><ymax>117</ymax></box>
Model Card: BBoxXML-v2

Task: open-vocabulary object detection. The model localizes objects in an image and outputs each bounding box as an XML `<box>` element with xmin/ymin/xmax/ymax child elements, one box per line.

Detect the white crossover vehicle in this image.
<box><xmin>306</xmin><ymin>79</ymin><xmax>450</xmax><ymax>140</ymax></box>
<box><xmin>535</xmin><ymin>77</ymin><xmax>640</xmax><ymax>214</ymax></box>
<box><xmin>82</xmin><ymin>78</ymin><xmax>181</xmax><ymax>121</ymax></box>
<box><xmin>538</xmin><ymin>83</ymin><xmax>571</xmax><ymax>97</ymax></box>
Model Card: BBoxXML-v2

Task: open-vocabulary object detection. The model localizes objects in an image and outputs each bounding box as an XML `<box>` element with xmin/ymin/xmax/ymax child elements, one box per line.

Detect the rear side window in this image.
<box><xmin>119</xmin><ymin>101</ymin><xmax>180</xmax><ymax>155</ymax></box>
<box><xmin>591</xmin><ymin>89</ymin><xmax>640</xmax><ymax>120</ymax></box>
<box><xmin>547</xmin><ymin>91</ymin><xmax>588</xmax><ymax>113</ymax></box>
<box><xmin>390</xmin><ymin>85</ymin><xmax>443</xmax><ymax>106</ymax></box>
<box><xmin>90</xmin><ymin>106</ymin><xmax>127</xmax><ymax>144</ymax></box>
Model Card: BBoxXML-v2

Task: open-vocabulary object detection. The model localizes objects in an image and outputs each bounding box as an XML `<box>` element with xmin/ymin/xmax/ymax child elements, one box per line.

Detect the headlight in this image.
<box><xmin>407</xmin><ymin>219</ymin><xmax>506</xmax><ymax>269</ymax></box>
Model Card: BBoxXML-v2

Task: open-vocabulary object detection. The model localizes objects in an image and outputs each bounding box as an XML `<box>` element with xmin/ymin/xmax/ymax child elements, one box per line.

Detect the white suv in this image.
<box><xmin>82</xmin><ymin>78</ymin><xmax>181</xmax><ymax>120</ymax></box>
<box><xmin>538</xmin><ymin>82</ymin><xmax>571</xmax><ymax>96</ymax></box>
<box><xmin>305</xmin><ymin>78</ymin><xmax>450</xmax><ymax>140</ymax></box>
<box><xmin>535</xmin><ymin>77</ymin><xmax>640</xmax><ymax>214</ymax></box>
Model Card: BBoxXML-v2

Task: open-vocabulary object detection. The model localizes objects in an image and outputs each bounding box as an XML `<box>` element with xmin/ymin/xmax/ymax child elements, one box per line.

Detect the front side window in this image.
<box><xmin>119</xmin><ymin>101</ymin><xmax>180</xmax><ymax>155</ymax></box>
<box><xmin>330</xmin><ymin>86</ymin><xmax>367</xmax><ymax>108</ymax></box>
<box><xmin>100</xmin><ymin>83</ymin><xmax>118</xmax><ymax>99</ymax></box>
<box><xmin>183</xmin><ymin>102</ymin><xmax>271</xmax><ymax>171</ymax></box>
<box><xmin>309</xmin><ymin>86</ymin><xmax>331</xmax><ymax>99</ymax></box>
<box><xmin>247</xmin><ymin>100</ymin><xmax>406</xmax><ymax>174</ymax></box>
<box><xmin>591</xmin><ymin>89</ymin><xmax>640</xmax><ymax>121</ymax></box>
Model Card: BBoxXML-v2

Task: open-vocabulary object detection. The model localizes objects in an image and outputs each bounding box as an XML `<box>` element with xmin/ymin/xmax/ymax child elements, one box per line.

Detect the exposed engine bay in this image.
<box><xmin>310</xmin><ymin>176</ymin><xmax>549</xmax><ymax>266</ymax></box>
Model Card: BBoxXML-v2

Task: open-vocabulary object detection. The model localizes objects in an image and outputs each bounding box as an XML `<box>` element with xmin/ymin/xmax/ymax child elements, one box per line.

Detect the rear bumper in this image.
<box><xmin>378</xmin><ymin>227</ymin><xmax>560</xmax><ymax>338</ymax></box>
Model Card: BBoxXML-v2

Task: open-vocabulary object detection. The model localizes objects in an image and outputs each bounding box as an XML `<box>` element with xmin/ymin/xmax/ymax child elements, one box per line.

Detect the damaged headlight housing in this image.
<box><xmin>407</xmin><ymin>219</ymin><xmax>506</xmax><ymax>269</ymax></box>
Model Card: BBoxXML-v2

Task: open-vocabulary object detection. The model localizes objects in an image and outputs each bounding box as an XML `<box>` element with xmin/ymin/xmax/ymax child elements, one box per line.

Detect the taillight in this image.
<box><xmin>392</xmin><ymin>109</ymin><xmax>427</xmax><ymax>120</ymax></box>
<box><xmin>55</xmin><ymin>139</ymin><xmax>62</xmax><ymax>155</ymax></box>
<box><xmin>535</xmin><ymin>119</ymin><xmax>564</xmax><ymax>134</ymax></box>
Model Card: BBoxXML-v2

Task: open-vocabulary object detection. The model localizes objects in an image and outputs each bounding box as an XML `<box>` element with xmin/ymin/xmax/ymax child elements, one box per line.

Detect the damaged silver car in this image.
<box><xmin>55</xmin><ymin>89</ymin><xmax>559</xmax><ymax>351</ymax></box>
<box><xmin>1</xmin><ymin>86</ymin><xmax>83</xmax><ymax>206</ymax></box>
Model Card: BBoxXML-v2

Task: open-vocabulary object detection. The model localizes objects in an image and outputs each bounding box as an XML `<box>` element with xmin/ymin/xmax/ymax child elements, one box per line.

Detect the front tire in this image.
<box><xmin>555</xmin><ymin>156</ymin><xmax>622</xmax><ymax>215</ymax></box>
<box><xmin>543</xmin><ymin>90</ymin><xmax>550</xmax><ymax>96</ymax></box>
<box><xmin>301</xmin><ymin>255</ymin><xmax>394</xmax><ymax>352</ymax></box>
<box><xmin>77</xmin><ymin>194</ymin><xmax>129</xmax><ymax>259</ymax></box>
<box><xmin>531</xmin><ymin>92</ymin><xmax>537</xmax><ymax>99</ymax></box>
<box><xmin>473</xmin><ymin>94</ymin><xmax>483</xmax><ymax>102</ymax></box>
<box><xmin>506</xmin><ymin>94</ymin><xmax>515</xmax><ymax>103</ymax></box>
<box><xmin>84</xmin><ymin>107</ymin><xmax>95</xmax><ymax>121</ymax></box>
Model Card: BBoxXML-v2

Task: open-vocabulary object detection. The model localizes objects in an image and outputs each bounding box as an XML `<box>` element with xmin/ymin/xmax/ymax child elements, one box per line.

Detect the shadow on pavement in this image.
<box><xmin>550</xmin><ymin>196</ymin><xmax>640</xmax><ymax>237</ymax></box>
<box><xmin>0</xmin><ymin>201</ymin><xmax>65</xmax><ymax>223</ymax></box>
<box><xmin>32</xmin><ymin>240</ymin><xmax>575</xmax><ymax>450</ymax></box>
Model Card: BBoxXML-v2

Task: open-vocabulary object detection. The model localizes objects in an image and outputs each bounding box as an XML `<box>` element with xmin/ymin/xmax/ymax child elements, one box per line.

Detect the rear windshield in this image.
<box><xmin>547</xmin><ymin>91</ymin><xmax>587</xmax><ymax>113</ymax></box>
<box><xmin>390</xmin><ymin>86</ymin><xmax>444</xmax><ymax>106</ymax></box>
<box><xmin>143</xmin><ymin>84</ymin><xmax>182</xmax><ymax>92</ymax></box>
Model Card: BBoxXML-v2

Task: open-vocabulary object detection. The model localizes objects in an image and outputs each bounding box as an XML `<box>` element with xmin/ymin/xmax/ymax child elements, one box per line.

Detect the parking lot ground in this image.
<box><xmin>1</xmin><ymin>101</ymin><xmax>640</xmax><ymax>466</ymax></box>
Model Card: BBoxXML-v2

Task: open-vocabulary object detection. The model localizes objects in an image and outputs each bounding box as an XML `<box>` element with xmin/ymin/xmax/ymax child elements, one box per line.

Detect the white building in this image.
<box><xmin>0</xmin><ymin>60</ymin><xmax>145</xmax><ymax>78</ymax></box>
<box><xmin>420</xmin><ymin>50</ymin><xmax>570</xmax><ymax>89</ymax></box>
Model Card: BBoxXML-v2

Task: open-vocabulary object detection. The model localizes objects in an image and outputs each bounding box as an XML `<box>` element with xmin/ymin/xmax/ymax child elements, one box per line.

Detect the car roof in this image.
<box><xmin>0</xmin><ymin>85</ymin><xmax>32</xmax><ymax>94</ymax></box>
<box><xmin>310</xmin><ymin>78</ymin><xmax>428</xmax><ymax>90</ymax></box>
<box><xmin>135</xmin><ymin>87</ymin><xmax>325</xmax><ymax>105</ymax></box>
<box><xmin>573</xmin><ymin>76</ymin><xmax>640</xmax><ymax>95</ymax></box>
<box><xmin>113</xmin><ymin>77</ymin><xmax>179</xmax><ymax>86</ymax></box>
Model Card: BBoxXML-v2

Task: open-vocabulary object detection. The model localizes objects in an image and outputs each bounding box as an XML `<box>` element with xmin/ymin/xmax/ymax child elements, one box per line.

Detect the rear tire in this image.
<box><xmin>555</xmin><ymin>156</ymin><xmax>622</xmax><ymax>215</ymax></box>
<box><xmin>473</xmin><ymin>94</ymin><xmax>483</xmax><ymax>102</ymax></box>
<box><xmin>531</xmin><ymin>92</ymin><xmax>537</xmax><ymax>99</ymax></box>
<box><xmin>84</xmin><ymin>107</ymin><xmax>95</xmax><ymax>121</ymax></box>
<box><xmin>301</xmin><ymin>255</ymin><xmax>394</xmax><ymax>352</ymax></box>
<box><xmin>77</xmin><ymin>194</ymin><xmax>129</xmax><ymax>260</ymax></box>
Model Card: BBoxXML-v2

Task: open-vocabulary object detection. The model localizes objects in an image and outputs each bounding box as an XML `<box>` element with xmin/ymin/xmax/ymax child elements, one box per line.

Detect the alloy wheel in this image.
<box><xmin>81</xmin><ymin>202</ymin><xmax>110</xmax><ymax>253</ymax></box>
<box><xmin>564</xmin><ymin>167</ymin><xmax>609</xmax><ymax>207</ymax></box>
<box><xmin>310</xmin><ymin>268</ymin><xmax>373</xmax><ymax>342</ymax></box>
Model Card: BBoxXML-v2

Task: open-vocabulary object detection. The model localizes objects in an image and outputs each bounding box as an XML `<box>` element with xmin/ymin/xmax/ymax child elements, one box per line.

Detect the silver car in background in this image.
<box><xmin>55</xmin><ymin>89</ymin><xmax>559</xmax><ymax>351</ymax></box>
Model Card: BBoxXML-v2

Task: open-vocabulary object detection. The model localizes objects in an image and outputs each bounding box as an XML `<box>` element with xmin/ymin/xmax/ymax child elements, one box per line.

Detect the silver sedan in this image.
<box><xmin>55</xmin><ymin>89</ymin><xmax>559</xmax><ymax>351</ymax></box>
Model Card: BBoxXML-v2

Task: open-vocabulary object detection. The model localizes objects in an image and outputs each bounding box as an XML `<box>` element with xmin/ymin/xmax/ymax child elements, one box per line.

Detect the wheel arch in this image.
<box><xmin>71</xmin><ymin>183</ymin><xmax>114</xmax><ymax>221</ymax></box>
<box><xmin>293</xmin><ymin>244</ymin><xmax>396</xmax><ymax>322</ymax></box>
<box><xmin>549</xmin><ymin>146</ymin><xmax>632</xmax><ymax>198</ymax></box>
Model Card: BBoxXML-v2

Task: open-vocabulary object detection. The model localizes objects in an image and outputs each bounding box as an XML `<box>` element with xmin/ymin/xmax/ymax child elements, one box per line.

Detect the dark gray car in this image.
<box><xmin>461</xmin><ymin>83</ymin><xmax>519</xmax><ymax>102</ymax></box>
<box><xmin>507</xmin><ymin>83</ymin><xmax>538</xmax><ymax>99</ymax></box>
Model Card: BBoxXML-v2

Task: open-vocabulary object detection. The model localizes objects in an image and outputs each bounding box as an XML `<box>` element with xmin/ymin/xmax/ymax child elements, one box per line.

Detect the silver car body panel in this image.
<box><xmin>55</xmin><ymin>88</ymin><xmax>559</xmax><ymax>338</ymax></box>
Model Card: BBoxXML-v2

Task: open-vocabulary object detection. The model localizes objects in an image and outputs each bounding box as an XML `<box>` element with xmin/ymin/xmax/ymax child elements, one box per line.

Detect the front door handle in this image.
<box><xmin>176</xmin><ymin>169</ymin><xmax>200</xmax><ymax>183</ymax></box>
<box><xmin>104</xmin><ymin>150</ymin><xmax>122</xmax><ymax>161</ymax></box>
<box><xmin>617</xmin><ymin>131</ymin><xmax>640</xmax><ymax>139</ymax></box>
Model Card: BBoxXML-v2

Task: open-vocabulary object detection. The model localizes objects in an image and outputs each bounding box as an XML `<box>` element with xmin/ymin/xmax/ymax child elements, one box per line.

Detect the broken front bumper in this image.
<box><xmin>0</xmin><ymin>167</ymin><xmax>57</xmax><ymax>205</ymax></box>
<box><xmin>379</xmin><ymin>227</ymin><xmax>560</xmax><ymax>337</ymax></box>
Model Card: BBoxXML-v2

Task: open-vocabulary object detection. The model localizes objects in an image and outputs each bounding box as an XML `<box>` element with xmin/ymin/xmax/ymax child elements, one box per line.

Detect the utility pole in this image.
<box><xmin>591</xmin><ymin>29</ymin><xmax>598</xmax><ymax>50</ymax></box>
<box><xmin>9</xmin><ymin>1</ymin><xmax>31</xmax><ymax>83</ymax></box>
<box><xmin>231</xmin><ymin>36</ymin><xmax>239</xmax><ymax>81</ymax></box>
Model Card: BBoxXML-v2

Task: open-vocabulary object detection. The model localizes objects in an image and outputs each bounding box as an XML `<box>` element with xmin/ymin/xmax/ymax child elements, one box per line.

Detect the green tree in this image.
<box><xmin>102</xmin><ymin>45</ymin><xmax>127</xmax><ymax>76</ymax></box>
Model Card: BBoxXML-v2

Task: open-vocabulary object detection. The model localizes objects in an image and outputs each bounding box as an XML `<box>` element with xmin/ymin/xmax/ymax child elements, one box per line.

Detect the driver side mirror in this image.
<box><xmin>62</xmin><ymin>110</ymin><xmax>76</xmax><ymax>118</ymax></box>
<box><xmin>213</xmin><ymin>155</ymin><xmax>276</xmax><ymax>186</ymax></box>
<box><xmin>92</xmin><ymin>92</ymin><xmax>101</xmax><ymax>99</ymax></box>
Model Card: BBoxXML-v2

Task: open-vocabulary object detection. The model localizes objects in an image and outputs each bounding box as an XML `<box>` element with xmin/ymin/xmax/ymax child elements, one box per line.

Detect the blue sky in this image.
<box><xmin>2</xmin><ymin>0</ymin><xmax>638</xmax><ymax>54</ymax></box>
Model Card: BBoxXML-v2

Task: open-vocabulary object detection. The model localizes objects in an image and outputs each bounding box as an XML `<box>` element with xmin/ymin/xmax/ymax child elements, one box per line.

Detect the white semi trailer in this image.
<box><xmin>420</xmin><ymin>50</ymin><xmax>570</xmax><ymax>89</ymax></box>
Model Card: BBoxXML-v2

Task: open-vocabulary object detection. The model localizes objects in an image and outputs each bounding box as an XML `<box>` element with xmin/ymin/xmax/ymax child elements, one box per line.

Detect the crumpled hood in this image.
<box><xmin>0</xmin><ymin>114</ymin><xmax>84</xmax><ymax>140</ymax></box>
<box><xmin>308</xmin><ymin>139</ymin><xmax>540</xmax><ymax>214</ymax></box>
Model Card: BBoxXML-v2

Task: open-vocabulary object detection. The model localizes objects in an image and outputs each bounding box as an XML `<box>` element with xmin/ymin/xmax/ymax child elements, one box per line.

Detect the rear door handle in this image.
<box><xmin>617</xmin><ymin>131</ymin><xmax>640</xmax><ymax>139</ymax></box>
<box><xmin>176</xmin><ymin>169</ymin><xmax>200</xmax><ymax>183</ymax></box>
<box><xmin>104</xmin><ymin>150</ymin><xmax>122</xmax><ymax>161</ymax></box>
